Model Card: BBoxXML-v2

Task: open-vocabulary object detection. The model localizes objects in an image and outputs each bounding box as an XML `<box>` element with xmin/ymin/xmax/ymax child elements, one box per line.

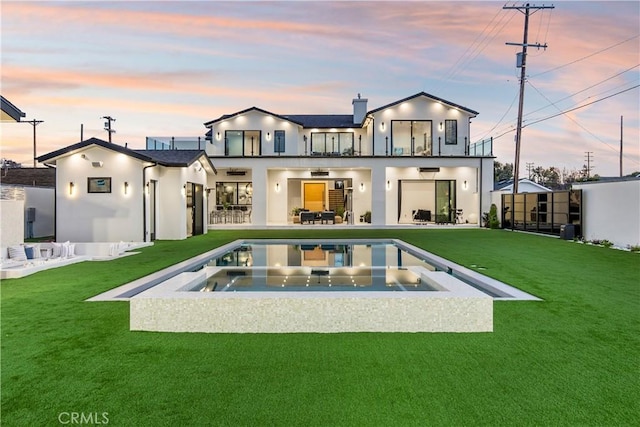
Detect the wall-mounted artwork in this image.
<box><xmin>88</xmin><ymin>177</ymin><xmax>112</xmax><ymax>193</ymax></box>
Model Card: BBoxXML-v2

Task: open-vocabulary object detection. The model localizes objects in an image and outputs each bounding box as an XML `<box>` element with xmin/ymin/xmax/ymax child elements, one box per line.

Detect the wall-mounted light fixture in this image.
<box><xmin>386</xmin><ymin>180</ymin><xmax>391</xmax><ymax>191</ymax></box>
<box><xmin>69</xmin><ymin>182</ymin><xmax>74</xmax><ymax>195</ymax></box>
<box><xmin>463</xmin><ymin>180</ymin><xmax>468</xmax><ymax>190</ymax></box>
<box><xmin>145</xmin><ymin>182</ymin><xmax>150</xmax><ymax>195</ymax></box>
<box><xmin>381</xmin><ymin>122</ymin><xmax>385</xmax><ymax>131</ymax></box>
<box><xmin>359</xmin><ymin>182</ymin><xmax>365</xmax><ymax>192</ymax></box>
<box><xmin>182</xmin><ymin>184</ymin><xmax>186</xmax><ymax>196</ymax></box>
<box><xmin>124</xmin><ymin>181</ymin><xmax>129</xmax><ymax>195</ymax></box>
<box><xmin>275</xmin><ymin>182</ymin><xmax>280</xmax><ymax>192</ymax></box>
<box><xmin>216</xmin><ymin>132</ymin><xmax>221</xmax><ymax>141</ymax></box>
<box><xmin>439</xmin><ymin>122</ymin><xmax>443</xmax><ymax>131</ymax></box>
<box><xmin>266</xmin><ymin>132</ymin><xmax>271</xmax><ymax>141</ymax></box>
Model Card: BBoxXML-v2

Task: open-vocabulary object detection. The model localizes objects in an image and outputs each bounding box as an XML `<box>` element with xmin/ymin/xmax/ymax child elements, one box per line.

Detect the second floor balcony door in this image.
<box><xmin>225</xmin><ymin>130</ymin><xmax>261</xmax><ymax>156</ymax></box>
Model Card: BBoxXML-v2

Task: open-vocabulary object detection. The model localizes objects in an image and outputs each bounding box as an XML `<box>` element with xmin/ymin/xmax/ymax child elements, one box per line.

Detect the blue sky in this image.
<box><xmin>2</xmin><ymin>1</ymin><xmax>638</xmax><ymax>177</ymax></box>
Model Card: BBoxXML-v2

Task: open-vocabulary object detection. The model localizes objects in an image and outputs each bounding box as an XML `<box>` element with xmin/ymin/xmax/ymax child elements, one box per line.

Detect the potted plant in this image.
<box><xmin>363</xmin><ymin>211</ymin><xmax>371</xmax><ymax>223</ymax></box>
<box><xmin>335</xmin><ymin>206</ymin><xmax>345</xmax><ymax>224</ymax></box>
<box><xmin>291</xmin><ymin>207</ymin><xmax>302</xmax><ymax>224</ymax></box>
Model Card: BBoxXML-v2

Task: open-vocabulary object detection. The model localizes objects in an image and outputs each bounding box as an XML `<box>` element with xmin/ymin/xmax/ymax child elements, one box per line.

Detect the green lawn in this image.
<box><xmin>2</xmin><ymin>229</ymin><xmax>639</xmax><ymax>426</ymax></box>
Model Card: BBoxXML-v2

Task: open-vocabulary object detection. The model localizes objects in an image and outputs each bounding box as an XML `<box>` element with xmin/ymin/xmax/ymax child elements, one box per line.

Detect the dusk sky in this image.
<box><xmin>1</xmin><ymin>1</ymin><xmax>638</xmax><ymax>177</ymax></box>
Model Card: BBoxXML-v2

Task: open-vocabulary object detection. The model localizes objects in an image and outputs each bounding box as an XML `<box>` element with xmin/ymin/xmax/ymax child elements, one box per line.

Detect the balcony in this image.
<box><xmin>146</xmin><ymin>137</ymin><xmax>208</xmax><ymax>150</ymax></box>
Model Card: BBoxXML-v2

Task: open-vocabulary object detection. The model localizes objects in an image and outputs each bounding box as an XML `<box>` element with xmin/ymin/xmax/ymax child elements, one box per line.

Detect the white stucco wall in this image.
<box><xmin>148</xmin><ymin>161</ymin><xmax>209</xmax><ymax>240</ymax></box>
<box><xmin>24</xmin><ymin>186</ymin><xmax>55</xmax><ymax>238</ymax></box>
<box><xmin>56</xmin><ymin>146</ymin><xmax>146</xmax><ymax>242</ymax></box>
<box><xmin>1</xmin><ymin>200</ymin><xmax>24</xmax><ymax>253</ymax></box>
<box><xmin>573</xmin><ymin>180</ymin><xmax>640</xmax><ymax>248</ymax></box>
<box><xmin>371</xmin><ymin>95</ymin><xmax>474</xmax><ymax>156</ymax></box>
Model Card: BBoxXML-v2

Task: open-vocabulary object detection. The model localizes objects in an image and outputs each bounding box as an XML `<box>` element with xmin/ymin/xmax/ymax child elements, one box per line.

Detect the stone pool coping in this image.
<box><xmin>130</xmin><ymin>267</ymin><xmax>494</xmax><ymax>333</ymax></box>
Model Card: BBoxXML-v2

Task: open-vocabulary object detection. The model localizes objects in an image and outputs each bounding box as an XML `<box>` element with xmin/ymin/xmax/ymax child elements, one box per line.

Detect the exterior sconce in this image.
<box><xmin>386</xmin><ymin>180</ymin><xmax>391</xmax><ymax>191</ymax></box>
<box><xmin>359</xmin><ymin>182</ymin><xmax>365</xmax><ymax>192</ymax></box>
<box><xmin>463</xmin><ymin>180</ymin><xmax>468</xmax><ymax>190</ymax></box>
<box><xmin>439</xmin><ymin>122</ymin><xmax>443</xmax><ymax>131</ymax></box>
<box><xmin>216</xmin><ymin>132</ymin><xmax>221</xmax><ymax>141</ymax></box>
<box><xmin>275</xmin><ymin>182</ymin><xmax>280</xmax><ymax>192</ymax></box>
<box><xmin>124</xmin><ymin>181</ymin><xmax>129</xmax><ymax>195</ymax></box>
<box><xmin>182</xmin><ymin>184</ymin><xmax>186</xmax><ymax>196</ymax></box>
<box><xmin>69</xmin><ymin>182</ymin><xmax>74</xmax><ymax>195</ymax></box>
<box><xmin>145</xmin><ymin>182</ymin><xmax>150</xmax><ymax>195</ymax></box>
<box><xmin>381</xmin><ymin>122</ymin><xmax>385</xmax><ymax>131</ymax></box>
<box><xmin>266</xmin><ymin>132</ymin><xmax>271</xmax><ymax>141</ymax></box>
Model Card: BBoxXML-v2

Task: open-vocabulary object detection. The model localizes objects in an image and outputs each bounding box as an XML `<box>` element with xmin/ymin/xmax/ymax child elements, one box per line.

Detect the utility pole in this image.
<box><xmin>584</xmin><ymin>151</ymin><xmax>594</xmax><ymax>178</ymax></box>
<box><xmin>620</xmin><ymin>115</ymin><xmax>623</xmax><ymax>177</ymax></box>
<box><xmin>504</xmin><ymin>3</ymin><xmax>555</xmax><ymax>193</ymax></box>
<box><xmin>102</xmin><ymin>116</ymin><xmax>116</xmax><ymax>143</ymax></box>
<box><xmin>22</xmin><ymin>119</ymin><xmax>44</xmax><ymax>168</ymax></box>
<box><xmin>526</xmin><ymin>162</ymin><xmax>535</xmax><ymax>179</ymax></box>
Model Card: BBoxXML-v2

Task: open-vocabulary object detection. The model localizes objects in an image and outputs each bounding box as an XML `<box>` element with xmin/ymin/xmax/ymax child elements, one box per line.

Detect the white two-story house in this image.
<box><xmin>147</xmin><ymin>91</ymin><xmax>494</xmax><ymax>228</ymax></box>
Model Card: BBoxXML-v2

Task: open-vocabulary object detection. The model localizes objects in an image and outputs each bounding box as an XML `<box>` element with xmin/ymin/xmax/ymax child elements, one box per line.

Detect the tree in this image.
<box><xmin>494</xmin><ymin>161</ymin><xmax>513</xmax><ymax>182</ymax></box>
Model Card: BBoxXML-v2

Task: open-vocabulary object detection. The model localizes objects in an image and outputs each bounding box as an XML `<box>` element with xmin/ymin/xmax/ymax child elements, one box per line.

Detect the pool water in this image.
<box><xmin>190</xmin><ymin>242</ymin><xmax>444</xmax><ymax>292</ymax></box>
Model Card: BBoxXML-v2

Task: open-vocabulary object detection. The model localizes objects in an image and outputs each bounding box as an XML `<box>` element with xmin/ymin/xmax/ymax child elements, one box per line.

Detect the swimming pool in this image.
<box><xmin>117</xmin><ymin>239</ymin><xmax>539</xmax><ymax>333</ymax></box>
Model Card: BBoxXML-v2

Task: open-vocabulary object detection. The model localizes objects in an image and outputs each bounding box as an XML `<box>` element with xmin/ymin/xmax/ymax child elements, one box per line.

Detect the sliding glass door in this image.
<box><xmin>435</xmin><ymin>180</ymin><xmax>456</xmax><ymax>223</ymax></box>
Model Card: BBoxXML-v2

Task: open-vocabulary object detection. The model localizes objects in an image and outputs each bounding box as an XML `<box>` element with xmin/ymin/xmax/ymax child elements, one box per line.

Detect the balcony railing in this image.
<box><xmin>469</xmin><ymin>138</ymin><xmax>493</xmax><ymax>156</ymax></box>
<box><xmin>144</xmin><ymin>136</ymin><xmax>493</xmax><ymax>157</ymax></box>
<box><xmin>146</xmin><ymin>137</ymin><xmax>207</xmax><ymax>150</ymax></box>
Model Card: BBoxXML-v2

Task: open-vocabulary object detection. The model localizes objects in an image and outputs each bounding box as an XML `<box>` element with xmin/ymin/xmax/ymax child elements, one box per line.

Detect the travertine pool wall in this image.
<box><xmin>130</xmin><ymin>270</ymin><xmax>493</xmax><ymax>333</ymax></box>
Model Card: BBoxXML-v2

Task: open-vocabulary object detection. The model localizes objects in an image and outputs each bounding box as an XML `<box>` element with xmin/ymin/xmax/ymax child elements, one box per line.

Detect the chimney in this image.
<box><xmin>352</xmin><ymin>93</ymin><xmax>367</xmax><ymax>125</ymax></box>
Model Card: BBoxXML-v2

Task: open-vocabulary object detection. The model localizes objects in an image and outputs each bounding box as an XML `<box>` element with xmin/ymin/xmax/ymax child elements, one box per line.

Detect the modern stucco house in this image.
<box><xmin>36</xmin><ymin>138</ymin><xmax>216</xmax><ymax>242</ymax></box>
<box><xmin>148</xmin><ymin>91</ymin><xmax>494</xmax><ymax>228</ymax></box>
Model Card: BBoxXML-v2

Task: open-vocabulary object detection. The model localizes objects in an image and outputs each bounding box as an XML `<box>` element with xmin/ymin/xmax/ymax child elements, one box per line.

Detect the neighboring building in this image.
<box><xmin>149</xmin><ymin>92</ymin><xmax>494</xmax><ymax>226</ymax></box>
<box><xmin>37</xmin><ymin>138</ymin><xmax>216</xmax><ymax>242</ymax></box>
<box><xmin>1</xmin><ymin>95</ymin><xmax>26</xmax><ymax>122</ymax></box>
<box><xmin>494</xmin><ymin>178</ymin><xmax>551</xmax><ymax>193</ymax></box>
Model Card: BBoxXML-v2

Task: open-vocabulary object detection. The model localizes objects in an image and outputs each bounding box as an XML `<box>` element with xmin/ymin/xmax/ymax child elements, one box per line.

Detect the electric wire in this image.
<box><xmin>527</xmin><ymin>80</ymin><xmax>638</xmax><ymax>165</ymax></box>
<box><xmin>531</xmin><ymin>34</ymin><xmax>639</xmax><ymax>78</ymax></box>
<box><xmin>478</xmin><ymin>64</ymin><xmax>639</xmax><ymax>142</ymax></box>
<box><xmin>489</xmin><ymin>84</ymin><xmax>639</xmax><ymax>143</ymax></box>
<box><xmin>444</xmin><ymin>7</ymin><xmax>517</xmax><ymax>81</ymax></box>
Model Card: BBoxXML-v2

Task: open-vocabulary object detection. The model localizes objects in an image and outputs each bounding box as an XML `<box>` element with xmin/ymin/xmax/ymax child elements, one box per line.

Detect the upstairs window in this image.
<box><xmin>445</xmin><ymin>120</ymin><xmax>457</xmax><ymax>145</ymax></box>
<box><xmin>274</xmin><ymin>130</ymin><xmax>285</xmax><ymax>153</ymax></box>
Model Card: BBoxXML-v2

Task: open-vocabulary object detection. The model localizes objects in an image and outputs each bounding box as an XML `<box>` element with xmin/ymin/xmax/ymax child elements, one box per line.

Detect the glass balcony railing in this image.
<box><xmin>146</xmin><ymin>137</ymin><xmax>207</xmax><ymax>150</ymax></box>
<box><xmin>469</xmin><ymin>138</ymin><xmax>493</xmax><ymax>156</ymax></box>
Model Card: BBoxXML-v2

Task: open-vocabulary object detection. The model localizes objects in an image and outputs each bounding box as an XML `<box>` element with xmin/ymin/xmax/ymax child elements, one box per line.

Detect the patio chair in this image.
<box><xmin>321</xmin><ymin>211</ymin><xmax>335</xmax><ymax>224</ymax></box>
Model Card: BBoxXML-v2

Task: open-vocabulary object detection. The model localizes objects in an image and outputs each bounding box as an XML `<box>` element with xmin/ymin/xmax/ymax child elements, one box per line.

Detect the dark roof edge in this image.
<box><xmin>37</xmin><ymin>138</ymin><xmax>153</xmax><ymax>163</ymax></box>
<box><xmin>367</xmin><ymin>91</ymin><xmax>479</xmax><ymax>116</ymax></box>
<box><xmin>204</xmin><ymin>106</ymin><xmax>304</xmax><ymax>127</ymax></box>
<box><xmin>1</xmin><ymin>95</ymin><xmax>27</xmax><ymax>121</ymax></box>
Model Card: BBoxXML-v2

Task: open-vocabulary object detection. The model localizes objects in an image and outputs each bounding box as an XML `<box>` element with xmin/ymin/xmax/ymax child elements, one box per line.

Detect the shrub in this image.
<box><xmin>488</xmin><ymin>204</ymin><xmax>500</xmax><ymax>229</ymax></box>
<box><xmin>628</xmin><ymin>245</ymin><xmax>640</xmax><ymax>252</ymax></box>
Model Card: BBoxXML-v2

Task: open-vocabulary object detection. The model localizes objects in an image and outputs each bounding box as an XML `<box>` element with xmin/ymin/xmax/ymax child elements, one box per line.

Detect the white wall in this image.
<box><xmin>56</xmin><ymin>146</ymin><xmax>144</xmax><ymax>242</ymax></box>
<box><xmin>573</xmin><ymin>180</ymin><xmax>640</xmax><ymax>248</ymax></box>
<box><xmin>1</xmin><ymin>200</ymin><xmax>24</xmax><ymax>254</ymax></box>
<box><xmin>371</xmin><ymin>95</ymin><xmax>474</xmax><ymax>156</ymax></box>
<box><xmin>24</xmin><ymin>187</ymin><xmax>55</xmax><ymax>238</ymax></box>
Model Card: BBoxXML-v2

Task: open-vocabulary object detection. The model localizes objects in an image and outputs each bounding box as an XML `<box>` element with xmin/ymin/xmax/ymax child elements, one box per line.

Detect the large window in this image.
<box><xmin>445</xmin><ymin>120</ymin><xmax>457</xmax><ymax>145</ymax></box>
<box><xmin>225</xmin><ymin>130</ymin><xmax>261</xmax><ymax>156</ymax></box>
<box><xmin>216</xmin><ymin>182</ymin><xmax>253</xmax><ymax>206</ymax></box>
<box><xmin>391</xmin><ymin>120</ymin><xmax>432</xmax><ymax>156</ymax></box>
<box><xmin>310</xmin><ymin>132</ymin><xmax>354</xmax><ymax>155</ymax></box>
<box><xmin>274</xmin><ymin>130</ymin><xmax>285</xmax><ymax>153</ymax></box>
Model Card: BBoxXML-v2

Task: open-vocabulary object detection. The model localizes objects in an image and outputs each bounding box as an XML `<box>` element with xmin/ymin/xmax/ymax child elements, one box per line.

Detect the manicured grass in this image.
<box><xmin>2</xmin><ymin>229</ymin><xmax>639</xmax><ymax>426</ymax></box>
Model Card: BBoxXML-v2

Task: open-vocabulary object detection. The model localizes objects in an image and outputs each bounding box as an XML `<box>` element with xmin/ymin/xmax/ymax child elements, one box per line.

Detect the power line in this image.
<box><xmin>445</xmin><ymin>7</ymin><xmax>518</xmax><ymax>81</ymax></box>
<box><xmin>522</xmin><ymin>84</ymin><xmax>639</xmax><ymax>129</ymax></box>
<box><xmin>531</xmin><ymin>34</ymin><xmax>640</xmax><ymax>78</ymax></box>
<box><xmin>480</xmin><ymin>65</ymin><xmax>639</xmax><ymax>142</ymax></box>
<box><xmin>527</xmin><ymin>80</ymin><xmax>627</xmax><ymax>156</ymax></box>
